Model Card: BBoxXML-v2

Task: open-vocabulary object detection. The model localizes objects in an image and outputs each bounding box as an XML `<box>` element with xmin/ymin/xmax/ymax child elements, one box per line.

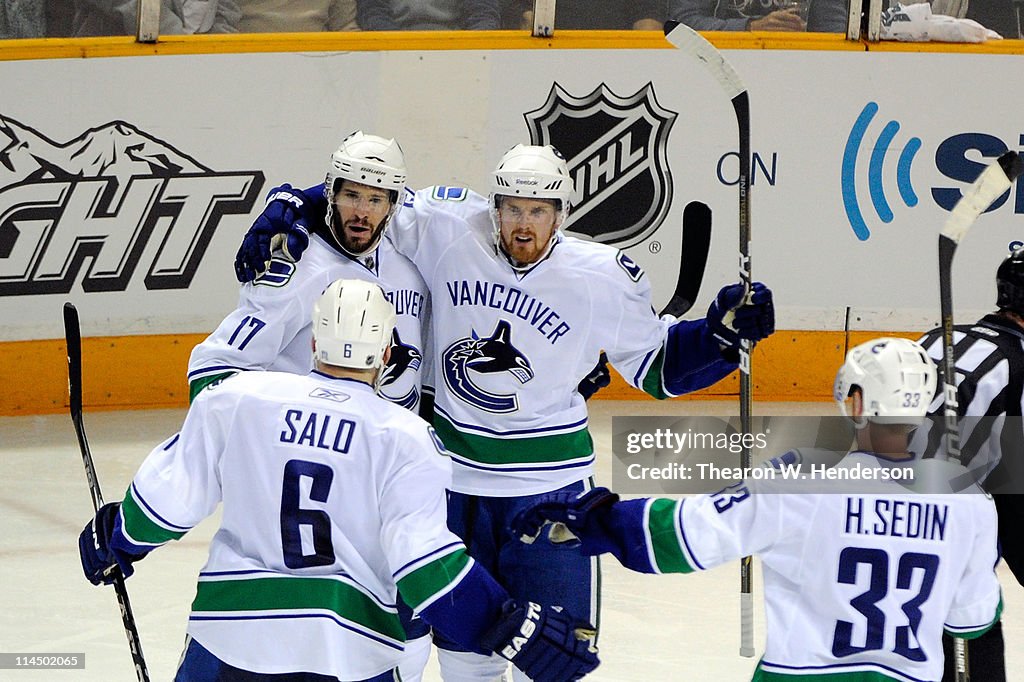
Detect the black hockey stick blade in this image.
<box><xmin>64</xmin><ymin>302</ymin><xmax>103</xmax><ymax>512</ymax></box>
<box><xmin>62</xmin><ymin>302</ymin><xmax>151</xmax><ymax>682</ymax></box>
<box><xmin>660</xmin><ymin>201</ymin><xmax>712</xmax><ymax>318</ymax></box>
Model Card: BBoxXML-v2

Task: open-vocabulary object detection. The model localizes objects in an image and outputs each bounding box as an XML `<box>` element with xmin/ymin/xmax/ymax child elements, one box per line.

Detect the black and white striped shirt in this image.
<box><xmin>915</xmin><ymin>312</ymin><xmax>1024</xmax><ymax>584</ymax></box>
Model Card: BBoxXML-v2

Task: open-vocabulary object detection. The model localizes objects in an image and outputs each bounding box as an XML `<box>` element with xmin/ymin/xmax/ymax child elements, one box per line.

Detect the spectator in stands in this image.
<box><xmin>47</xmin><ymin>0</ymin><xmax>74</xmax><ymax>35</ymax></box>
<box><xmin>72</xmin><ymin>0</ymin><xmax>240</xmax><ymax>35</ymax></box>
<box><xmin>1</xmin><ymin>0</ymin><xmax>45</xmax><ymax>38</ymax></box>
<box><xmin>236</xmin><ymin>0</ymin><xmax>358</xmax><ymax>32</ymax></box>
<box><xmin>668</xmin><ymin>0</ymin><xmax>849</xmax><ymax>32</ymax></box>
<box><xmin>358</xmin><ymin>0</ymin><xmax>499</xmax><ymax>30</ymax></box>
<box><xmin>510</xmin><ymin>0</ymin><xmax>665</xmax><ymax>29</ymax></box>
<box><xmin>965</xmin><ymin>1</ymin><xmax>1021</xmax><ymax>38</ymax></box>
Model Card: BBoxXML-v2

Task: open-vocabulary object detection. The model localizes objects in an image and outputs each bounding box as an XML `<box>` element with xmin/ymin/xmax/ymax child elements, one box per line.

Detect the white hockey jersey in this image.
<box><xmin>118</xmin><ymin>371</ymin><xmax>475</xmax><ymax>680</ymax></box>
<box><xmin>188</xmin><ymin>234</ymin><xmax>428</xmax><ymax>411</ymax></box>
<box><xmin>389</xmin><ymin>186</ymin><xmax>674</xmax><ymax>496</ymax></box>
<box><xmin>639</xmin><ymin>452</ymin><xmax>1002</xmax><ymax>682</ymax></box>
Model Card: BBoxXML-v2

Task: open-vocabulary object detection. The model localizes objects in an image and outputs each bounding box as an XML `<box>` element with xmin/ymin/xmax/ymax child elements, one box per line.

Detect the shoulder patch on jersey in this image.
<box><xmin>616</xmin><ymin>251</ymin><xmax>644</xmax><ymax>282</ymax></box>
<box><xmin>254</xmin><ymin>258</ymin><xmax>296</xmax><ymax>288</ymax></box>
<box><xmin>309</xmin><ymin>386</ymin><xmax>352</xmax><ymax>403</ymax></box>
<box><xmin>427</xmin><ymin>426</ymin><xmax>449</xmax><ymax>457</ymax></box>
<box><xmin>430</xmin><ymin>186</ymin><xmax>469</xmax><ymax>202</ymax></box>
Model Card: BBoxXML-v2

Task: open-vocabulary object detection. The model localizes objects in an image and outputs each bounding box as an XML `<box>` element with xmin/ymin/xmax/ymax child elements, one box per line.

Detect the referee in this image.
<box><xmin>915</xmin><ymin>246</ymin><xmax>1024</xmax><ymax>682</ymax></box>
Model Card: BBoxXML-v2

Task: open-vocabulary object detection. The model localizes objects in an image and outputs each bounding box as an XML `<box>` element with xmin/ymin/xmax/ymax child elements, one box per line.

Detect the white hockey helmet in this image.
<box><xmin>312</xmin><ymin>279</ymin><xmax>396</xmax><ymax>371</ymax></box>
<box><xmin>324</xmin><ymin>131</ymin><xmax>408</xmax><ymax>255</ymax></box>
<box><xmin>489</xmin><ymin>144</ymin><xmax>574</xmax><ymax>269</ymax></box>
<box><xmin>833</xmin><ymin>337</ymin><xmax>937</xmax><ymax>424</ymax></box>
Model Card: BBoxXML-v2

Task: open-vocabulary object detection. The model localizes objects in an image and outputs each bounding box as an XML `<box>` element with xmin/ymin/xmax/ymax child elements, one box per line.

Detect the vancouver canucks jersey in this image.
<box><xmin>188</xmin><ymin>234</ymin><xmax>428</xmax><ymax>410</ymax></box>
<box><xmin>388</xmin><ymin>186</ymin><xmax>676</xmax><ymax>496</ymax></box>
<box><xmin>635</xmin><ymin>452</ymin><xmax>1001</xmax><ymax>681</ymax></box>
<box><xmin>115</xmin><ymin>371</ymin><xmax>477</xmax><ymax>680</ymax></box>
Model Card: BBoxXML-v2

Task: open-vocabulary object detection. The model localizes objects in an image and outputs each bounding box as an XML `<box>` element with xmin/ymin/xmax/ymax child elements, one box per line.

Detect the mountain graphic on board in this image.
<box><xmin>0</xmin><ymin>115</ymin><xmax>211</xmax><ymax>199</ymax></box>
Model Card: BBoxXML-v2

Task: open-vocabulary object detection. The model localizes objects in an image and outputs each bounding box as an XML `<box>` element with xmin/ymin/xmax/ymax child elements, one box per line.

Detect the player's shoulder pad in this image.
<box><xmin>558</xmin><ymin>236</ymin><xmax>646</xmax><ymax>284</ymax></box>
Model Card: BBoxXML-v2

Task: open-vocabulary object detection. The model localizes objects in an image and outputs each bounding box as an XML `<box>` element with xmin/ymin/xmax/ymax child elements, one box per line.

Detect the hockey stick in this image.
<box><xmin>63</xmin><ymin>303</ymin><xmax>151</xmax><ymax>682</ymax></box>
<box><xmin>937</xmin><ymin>151</ymin><xmax>1022</xmax><ymax>682</ymax></box>
<box><xmin>660</xmin><ymin>201</ymin><xmax>712</xmax><ymax>318</ymax></box>
<box><xmin>664</xmin><ymin>21</ymin><xmax>756</xmax><ymax>658</ymax></box>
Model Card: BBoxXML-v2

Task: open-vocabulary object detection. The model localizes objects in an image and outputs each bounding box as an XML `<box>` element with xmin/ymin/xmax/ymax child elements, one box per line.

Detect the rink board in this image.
<box><xmin>1</xmin><ymin>32</ymin><xmax>1022</xmax><ymax>413</ymax></box>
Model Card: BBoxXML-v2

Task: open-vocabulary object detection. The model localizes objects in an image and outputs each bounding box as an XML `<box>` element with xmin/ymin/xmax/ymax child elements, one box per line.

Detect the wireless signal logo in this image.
<box><xmin>841</xmin><ymin>102</ymin><xmax>922</xmax><ymax>241</ymax></box>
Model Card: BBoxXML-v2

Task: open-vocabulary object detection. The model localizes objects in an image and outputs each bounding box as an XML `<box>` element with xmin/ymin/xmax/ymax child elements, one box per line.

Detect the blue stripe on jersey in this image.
<box><xmin>434</xmin><ymin>405</ymin><xmax>588</xmax><ymax>437</ymax></box>
<box><xmin>448</xmin><ymin>452</ymin><xmax>595</xmax><ymax>474</ymax></box>
<box><xmin>132</xmin><ymin>483</ymin><xmax>192</xmax><ymax>532</ymax></box>
<box><xmin>632</xmin><ymin>347</ymin><xmax>657</xmax><ymax>387</ymax></box>
<box><xmin>676</xmin><ymin>499</ymin><xmax>705</xmax><ymax>570</ymax></box>
<box><xmin>758</xmin><ymin>658</ymin><xmax>929</xmax><ymax>682</ymax></box>
<box><xmin>393</xmin><ymin>541</ymin><xmax>465</xmax><ymax>579</ymax></box>
<box><xmin>187</xmin><ymin>364</ymin><xmax>245</xmax><ymax>380</ymax></box>
<box><xmin>189</xmin><ymin>612</ymin><xmax>404</xmax><ymax>651</ymax></box>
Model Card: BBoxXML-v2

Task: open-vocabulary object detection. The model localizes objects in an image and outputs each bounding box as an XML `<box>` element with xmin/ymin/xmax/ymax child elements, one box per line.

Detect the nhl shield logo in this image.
<box><xmin>525</xmin><ymin>83</ymin><xmax>677</xmax><ymax>248</ymax></box>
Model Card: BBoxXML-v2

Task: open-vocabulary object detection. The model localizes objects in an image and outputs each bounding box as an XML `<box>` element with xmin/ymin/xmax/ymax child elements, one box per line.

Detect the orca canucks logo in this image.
<box><xmin>378</xmin><ymin>327</ymin><xmax>423</xmax><ymax>410</ymax></box>
<box><xmin>442</xmin><ymin>320</ymin><xmax>534</xmax><ymax>413</ymax></box>
<box><xmin>525</xmin><ymin>83</ymin><xmax>677</xmax><ymax>248</ymax></box>
<box><xmin>0</xmin><ymin>115</ymin><xmax>264</xmax><ymax>296</ymax></box>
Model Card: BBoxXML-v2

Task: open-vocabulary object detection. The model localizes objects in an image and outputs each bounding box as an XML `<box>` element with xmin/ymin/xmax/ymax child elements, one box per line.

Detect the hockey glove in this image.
<box><xmin>706</xmin><ymin>282</ymin><xmax>775</xmax><ymax>353</ymax></box>
<box><xmin>481</xmin><ymin>600</ymin><xmax>599</xmax><ymax>682</ymax></box>
<box><xmin>577</xmin><ymin>352</ymin><xmax>611</xmax><ymax>401</ymax></box>
<box><xmin>234</xmin><ymin>184</ymin><xmax>311</xmax><ymax>283</ymax></box>
<box><xmin>513</xmin><ymin>488</ymin><xmax>621</xmax><ymax>553</ymax></box>
<box><xmin>78</xmin><ymin>502</ymin><xmax>148</xmax><ymax>585</ymax></box>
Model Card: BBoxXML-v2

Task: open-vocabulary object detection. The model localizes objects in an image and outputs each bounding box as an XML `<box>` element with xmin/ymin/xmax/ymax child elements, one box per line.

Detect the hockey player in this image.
<box><xmin>78</xmin><ymin>279</ymin><xmax>599</xmax><ymax>682</ymax></box>
<box><xmin>232</xmin><ymin>143</ymin><xmax>775</xmax><ymax>681</ymax></box>
<box><xmin>187</xmin><ymin>132</ymin><xmax>433</xmax><ymax>677</ymax></box>
<box><xmin>912</xmin><ymin>247</ymin><xmax>1024</xmax><ymax>682</ymax></box>
<box><xmin>513</xmin><ymin>337</ymin><xmax>1003</xmax><ymax>682</ymax></box>
<box><xmin>189</xmin><ymin>131</ymin><xmax>429</xmax><ymax>413</ymax></box>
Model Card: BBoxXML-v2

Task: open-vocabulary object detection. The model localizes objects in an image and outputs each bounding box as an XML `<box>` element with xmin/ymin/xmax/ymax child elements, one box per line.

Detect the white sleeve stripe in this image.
<box><xmin>675</xmin><ymin>499</ymin><xmax>705</xmax><ymax>571</ymax></box>
<box><xmin>131</xmin><ymin>482</ymin><xmax>192</xmax><ymax>532</ymax></box>
<box><xmin>642</xmin><ymin>499</ymin><xmax>661</xmax><ymax>574</ymax></box>
<box><xmin>393</xmin><ymin>541</ymin><xmax>464</xmax><ymax>581</ymax></box>
<box><xmin>411</xmin><ymin>557</ymin><xmax>476</xmax><ymax>614</ymax></box>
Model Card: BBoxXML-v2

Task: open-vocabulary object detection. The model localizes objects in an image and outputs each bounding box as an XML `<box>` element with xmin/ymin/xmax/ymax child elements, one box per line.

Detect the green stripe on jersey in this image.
<box><xmin>752</xmin><ymin>668</ymin><xmax>915</xmax><ymax>681</ymax></box>
<box><xmin>397</xmin><ymin>548</ymin><xmax>472</xmax><ymax>610</ymax></box>
<box><xmin>189</xmin><ymin>371</ymin><xmax>236</xmax><ymax>403</ymax></box>
<box><xmin>121</xmin><ymin>487</ymin><xmax>186</xmax><ymax>545</ymax></box>
<box><xmin>433</xmin><ymin>415</ymin><xmax>593</xmax><ymax>465</ymax></box>
<box><xmin>647</xmin><ymin>498</ymin><xmax>694</xmax><ymax>574</ymax></box>
<box><xmin>192</xmin><ymin>576</ymin><xmax>404</xmax><ymax>641</ymax></box>
<box><xmin>641</xmin><ymin>349</ymin><xmax>671</xmax><ymax>400</ymax></box>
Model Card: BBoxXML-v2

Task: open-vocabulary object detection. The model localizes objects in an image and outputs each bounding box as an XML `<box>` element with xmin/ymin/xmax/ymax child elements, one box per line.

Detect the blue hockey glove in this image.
<box><xmin>481</xmin><ymin>600</ymin><xmax>599</xmax><ymax>682</ymax></box>
<box><xmin>577</xmin><ymin>352</ymin><xmax>611</xmax><ymax>401</ymax></box>
<box><xmin>706</xmin><ymin>282</ymin><xmax>775</xmax><ymax>351</ymax></box>
<box><xmin>512</xmin><ymin>488</ymin><xmax>621</xmax><ymax>553</ymax></box>
<box><xmin>78</xmin><ymin>502</ymin><xmax>147</xmax><ymax>585</ymax></box>
<box><xmin>234</xmin><ymin>184</ymin><xmax>311</xmax><ymax>283</ymax></box>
